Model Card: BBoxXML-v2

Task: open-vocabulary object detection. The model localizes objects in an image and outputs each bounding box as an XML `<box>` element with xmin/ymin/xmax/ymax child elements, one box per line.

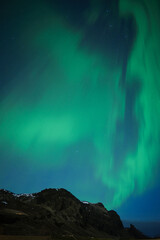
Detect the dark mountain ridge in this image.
<box><xmin>0</xmin><ymin>188</ymin><xmax>147</xmax><ymax>239</ymax></box>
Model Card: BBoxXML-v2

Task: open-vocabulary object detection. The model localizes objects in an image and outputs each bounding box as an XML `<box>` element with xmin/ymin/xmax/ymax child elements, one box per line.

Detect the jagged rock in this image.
<box><xmin>0</xmin><ymin>188</ymin><xmax>147</xmax><ymax>238</ymax></box>
<box><xmin>126</xmin><ymin>224</ymin><xmax>149</xmax><ymax>239</ymax></box>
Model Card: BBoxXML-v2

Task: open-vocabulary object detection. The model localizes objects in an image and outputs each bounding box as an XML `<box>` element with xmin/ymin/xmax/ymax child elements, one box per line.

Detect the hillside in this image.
<box><xmin>0</xmin><ymin>188</ymin><xmax>147</xmax><ymax>239</ymax></box>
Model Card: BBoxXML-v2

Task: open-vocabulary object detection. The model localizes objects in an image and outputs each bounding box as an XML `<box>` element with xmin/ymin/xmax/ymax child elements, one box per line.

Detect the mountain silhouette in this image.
<box><xmin>0</xmin><ymin>188</ymin><xmax>147</xmax><ymax>238</ymax></box>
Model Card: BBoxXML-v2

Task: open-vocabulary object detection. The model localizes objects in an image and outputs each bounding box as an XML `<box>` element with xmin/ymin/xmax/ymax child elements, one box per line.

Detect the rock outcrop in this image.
<box><xmin>0</xmin><ymin>188</ymin><xmax>147</xmax><ymax>238</ymax></box>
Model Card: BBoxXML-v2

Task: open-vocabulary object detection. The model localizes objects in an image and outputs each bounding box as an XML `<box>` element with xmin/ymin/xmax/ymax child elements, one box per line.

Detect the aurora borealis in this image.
<box><xmin>1</xmin><ymin>0</ymin><xmax>160</xmax><ymax>222</ymax></box>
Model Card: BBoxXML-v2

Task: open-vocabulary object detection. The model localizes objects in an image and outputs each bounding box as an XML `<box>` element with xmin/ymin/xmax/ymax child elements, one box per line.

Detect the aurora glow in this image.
<box><xmin>0</xmin><ymin>0</ymin><xmax>160</xmax><ymax>222</ymax></box>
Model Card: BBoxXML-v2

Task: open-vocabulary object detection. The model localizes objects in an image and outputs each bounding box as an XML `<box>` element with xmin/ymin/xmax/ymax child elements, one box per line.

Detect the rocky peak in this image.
<box><xmin>0</xmin><ymin>188</ymin><xmax>147</xmax><ymax>239</ymax></box>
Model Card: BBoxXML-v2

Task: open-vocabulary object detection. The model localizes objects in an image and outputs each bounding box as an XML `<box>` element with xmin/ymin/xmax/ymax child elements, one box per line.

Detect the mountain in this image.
<box><xmin>0</xmin><ymin>188</ymin><xmax>147</xmax><ymax>239</ymax></box>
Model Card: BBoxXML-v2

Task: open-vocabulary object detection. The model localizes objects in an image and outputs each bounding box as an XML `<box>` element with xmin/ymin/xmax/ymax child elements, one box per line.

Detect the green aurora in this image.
<box><xmin>0</xmin><ymin>0</ymin><xmax>160</xmax><ymax>211</ymax></box>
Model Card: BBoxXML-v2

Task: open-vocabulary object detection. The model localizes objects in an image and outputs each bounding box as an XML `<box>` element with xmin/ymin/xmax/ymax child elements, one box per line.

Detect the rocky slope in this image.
<box><xmin>0</xmin><ymin>188</ymin><xmax>147</xmax><ymax>238</ymax></box>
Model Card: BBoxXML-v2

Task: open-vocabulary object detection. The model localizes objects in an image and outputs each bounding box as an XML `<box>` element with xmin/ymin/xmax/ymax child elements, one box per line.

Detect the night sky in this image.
<box><xmin>1</xmin><ymin>0</ymin><xmax>160</xmax><ymax>224</ymax></box>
